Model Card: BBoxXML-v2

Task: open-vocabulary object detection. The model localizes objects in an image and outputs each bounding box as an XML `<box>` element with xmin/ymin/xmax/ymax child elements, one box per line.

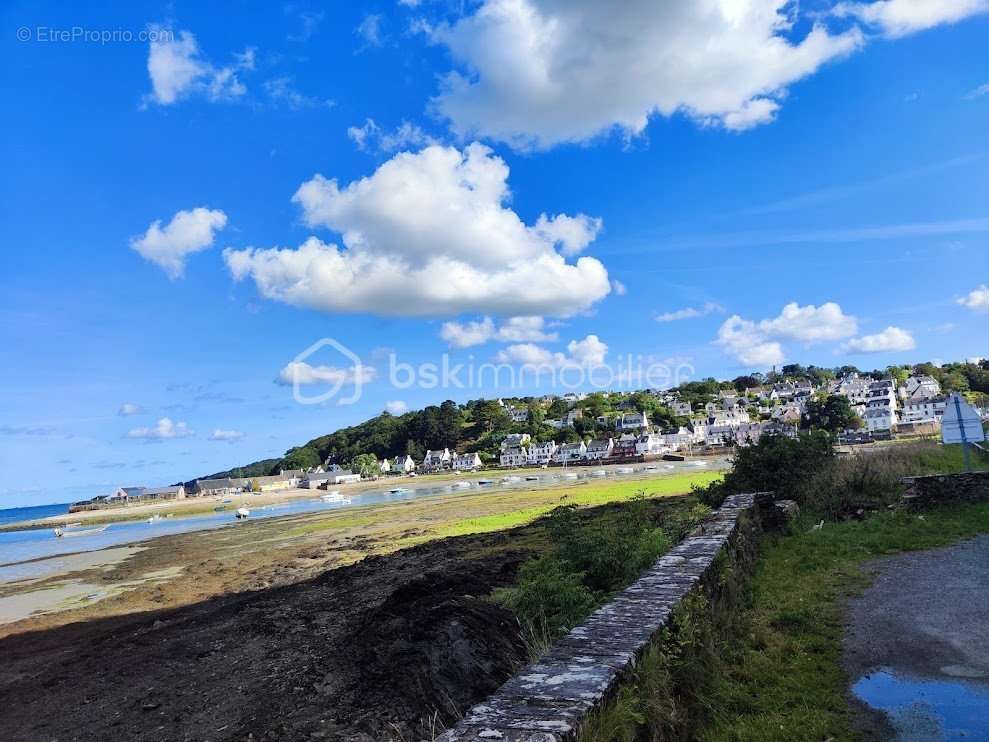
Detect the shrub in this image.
<box><xmin>694</xmin><ymin>431</ymin><xmax>834</xmax><ymax>509</ymax></box>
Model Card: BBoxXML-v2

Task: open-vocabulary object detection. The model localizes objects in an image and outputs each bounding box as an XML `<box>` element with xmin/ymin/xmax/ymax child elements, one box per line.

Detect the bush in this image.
<box><xmin>694</xmin><ymin>432</ymin><xmax>834</xmax><ymax>509</ymax></box>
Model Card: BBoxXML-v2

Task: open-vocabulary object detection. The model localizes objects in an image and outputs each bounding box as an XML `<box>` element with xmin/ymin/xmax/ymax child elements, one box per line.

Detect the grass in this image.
<box><xmin>697</xmin><ymin>501</ymin><xmax>989</xmax><ymax>742</ymax></box>
<box><xmin>434</xmin><ymin>472</ymin><xmax>722</xmax><ymax>538</ymax></box>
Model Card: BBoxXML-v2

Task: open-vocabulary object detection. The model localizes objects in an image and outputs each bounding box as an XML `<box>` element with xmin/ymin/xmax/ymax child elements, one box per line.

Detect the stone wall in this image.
<box><xmin>900</xmin><ymin>470</ymin><xmax>989</xmax><ymax>510</ymax></box>
<box><xmin>436</xmin><ymin>491</ymin><xmax>773</xmax><ymax>742</ymax></box>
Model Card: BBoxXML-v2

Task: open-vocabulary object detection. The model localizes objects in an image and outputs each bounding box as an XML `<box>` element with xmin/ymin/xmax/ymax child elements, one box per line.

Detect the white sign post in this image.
<box><xmin>941</xmin><ymin>393</ymin><xmax>986</xmax><ymax>471</ymax></box>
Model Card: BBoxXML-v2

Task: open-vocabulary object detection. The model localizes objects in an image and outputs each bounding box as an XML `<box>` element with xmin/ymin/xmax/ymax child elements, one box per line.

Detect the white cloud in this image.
<box><xmin>145</xmin><ymin>27</ymin><xmax>254</xmax><ymax>106</ymax></box>
<box><xmin>347</xmin><ymin>118</ymin><xmax>438</xmax><ymax>153</ymax></box>
<box><xmin>567</xmin><ymin>334</ymin><xmax>608</xmax><ymax>366</ymax></box>
<box><xmin>127</xmin><ymin>417</ymin><xmax>194</xmax><ymax>440</ymax></box>
<box><xmin>117</xmin><ymin>403</ymin><xmax>146</xmax><ymax>416</ymax></box>
<box><xmin>430</xmin><ymin>0</ymin><xmax>864</xmax><ymax>149</ymax></box>
<box><xmin>533</xmin><ymin>213</ymin><xmax>602</xmax><ymax>256</ymax></box>
<box><xmin>655</xmin><ymin>302</ymin><xmax>724</xmax><ymax>322</ymax></box>
<box><xmin>264</xmin><ymin>76</ymin><xmax>334</xmax><ymax>109</ymax></box>
<box><xmin>716</xmin><ymin>316</ymin><xmax>786</xmax><ymax>367</ymax></box>
<box><xmin>356</xmin><ymin>14</ymin><xmax>385</xmax><ymax>47</ymax></box>
<box><xmin>758</xmin><ymin>302</ymin><xmax>858</xmax><ymax>342</ymax></box>
<box><xmin>385</xmin><ymin>400</ymin><xmax>409</xmax><ymax>415</ymax></box>
<box><xmin>440</xmin><ymin>315</ymin><xmax>558</xmax><ymax>347</ymax></box>
<box><xmin>715</xmin><ymin>302</ymin><xmax>857</xmax><ymax>366</ymax></box>
<box><xmin>833</xmin><ymin>0</ymin><xmax>989</xmax><ymax>38</ymax></box>
<box><xmin>842</xmin><ymin>326</ymin><xmax>916</xmax><ymax>353</ymax></box>
<box><xmin>958</xmin><ymin>284</ymin><xmax>989</xmax><ymax>312</ymax></box>
<box><xmin>275</xmin><ymin>361</ymin><xmax>377</xmax><ymax>386</ymax></box>
<box><xmin>964</xmin><ymin>83</ymin><xmax>989</xmax><ymax>100</ymax></box>
<box><xmin>494</xmin><ymin>334</ymin><xmax>607</xmax><ymax>367</ymax></box>
<box><xmin>441</xmin><ymin>317</ymin><xmax>496</xmax><ymax>347</ymax></box>
<box><xmin>209</xmin><ymin>428</ymin><xmax>244</xmax><ymax>442</ymax></box>
<box><xmin>611</xmin><ymin>279</ymin><xmax>627</xmax><ymax>296</ymax></box>
<box><xmin>225</xmin><ymin>143</ymin><xmax>611</xmax><ymax>316</ymax></box>
<box><xmin>130</xmin><ymin>207</ymin><xmax>227</xmax><ymax>279</ymax></box>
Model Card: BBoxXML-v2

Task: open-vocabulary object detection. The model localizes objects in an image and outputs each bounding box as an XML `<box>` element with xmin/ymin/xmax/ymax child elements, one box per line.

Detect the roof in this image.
<box><xmin>141</xmin><ymin>485</ymin><xmax>184</xmax><ymax>496</ymax></box>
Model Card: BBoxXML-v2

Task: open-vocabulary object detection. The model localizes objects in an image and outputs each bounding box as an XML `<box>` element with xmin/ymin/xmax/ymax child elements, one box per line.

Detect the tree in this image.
<box><xmin>802</xmin><ymin>395</ymin><xmax>860</xmax><ymax>434</ymax></box>
<box><xmin>350</xmin><ymin>453</ymin><xmax>380</xmax><ymax>479</ymax></box>
<box><xmin>282</xmin><ymin>445</ymin><xmax>321</xmax><ymax>471</ymax></box>
<box><xmin>473</xmin><ymin>400</ymin><xmax>511</xmax><ymax>435</ymax></box>
<box><xmin>526</xmin><ymin>403</ymin><xmax>545</xmax><ymax>427</ymax></box>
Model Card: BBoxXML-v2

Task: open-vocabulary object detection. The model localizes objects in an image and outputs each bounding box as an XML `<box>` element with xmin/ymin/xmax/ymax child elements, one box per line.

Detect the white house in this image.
<box><xmin>899</xmin><ymin>375</ymin><xmax>941</xmax><ymax>402</ymax></box>
<box><xmin>663</xmin><ymin>426</ymin><xmax>695</xmax><ymax>450</ymax></box>
<box><xmin>423</xmin><ymin>448</ymin><xmax>451</xmax><ymax>472</ymax></box>
<box><xmin>833</xmin><ymin>374</ymin><xmax>872</xmax><ymax>405</ymax></box>
<box><xmin>618</xmin><ymin>411</ymin><xmax>649</xmax><ymax>431</ymax></box>
<box><xmin>671</xmin><ymin>401</ymin><xmax>691</xmax><ymax>416</ymax></box>
<box><xmin>527</xmin><ymin>440</ymin><xmax>558</xmax><ymax>465</ymax></box>
<box><xmin>500</xmin><ymin>446</ymin><xmax>529</xmax><ymax>468</ymax></box>
<box><xmin>379</xmin><ymin>458</ymin><xmax>391</xmax><ymax>474</ymax></box>
<box><xmin>635</xmin><ymin>433</ymin><xmax>667</xmax><ymax>456</ymax></box>
<box><xmin>900</xmin><ymin>396</ymin><xmax>947</xmax><ymax>424</ymax></box>
<box><xmin>391</xmin><ymin>455</ymin><xmax>416</xmax><ymax>473</ymax></box>
<box><xmin>863</xmin><ymin>406</ymin><xmax>897</xmax><ymax>433</ymax></box>
<box><xmin>552</xmin><ymin>440</ymin><xmax>587</xmax><ymax>464</ymax></box>
<box><xmin>508</xmin><ymin>406</ymin><xmax>529</xmax><ymax>423</ymax></box>
<box><xmin>585</xmin><ymin>437</ymin><xmax>614</xmax><ymax>460</ymax></box>
<box><xmin>500</xmin><ymin>433</ymin><xmax>532</xmax><ymax>452</ymax></box>
<box><xmin>454</xmin><ymin>451</ymin><xmax>483</xmax><ymax>470</ymax></box>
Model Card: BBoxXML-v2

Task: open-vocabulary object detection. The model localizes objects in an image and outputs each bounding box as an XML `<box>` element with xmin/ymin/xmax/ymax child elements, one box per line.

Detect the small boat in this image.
<box><xmin>389</xmin><ymin>487</ymin><xmax>409</xmax><ymax>494</ymax></box>
<box><xmin>525</xmin><ymin>475</ymin><xmax>539</xmax><ymax>481</ymax></box>
<box><xmin>235</xmin><ymin>507</ymin><xmax>250</xmax><ymax>519</ymax></box>
<box><xmin>664</xmin><ymin>464</ymin><xmax>675</xmax><ymax>470</ymax></box>
<box><xmin>213</xmin><ymin>505</ymin><xmax>226</xmax><ymax>512</ymax></box>
<box><xmin>690</xmin><ymin>460</ymin><xmax>707</xmax><ymax>467</ymax></box>
<box><xmin>592</xmin><ymin>470</ymin><xmax>607</xmax><ymax>477</ymax></box>
<box><xmin>563</xmin><ymin>472</ymin><xmax>578</xmax><ymax>479</ymax></box>
<box><xmin>477</xmin><ymin>479</ymin><xmax>494</xmax><ymax>485</ymax></box>
<box><xmin>616</xmin><ymin>467</ymin><xmax>634</xmax><ymax>474</ymax></box>
<box><xmin>662</xmin><ymin>454</ymin><xmax>685</xmax><ymax>462</ymax></box>
<box><xmin>320</xmin><ymin>490</ymin><xmax>343</xmax><ymax>502</ymax></box>
<box><xmin>452</xmin><ymin>480</ymin><xmax>471</xmax><ymax>489</ymax></box>
<box><xmin>54</xmin><ymin>525</ymin><xmax>108</xmax><ymax>538</ymax></box>
<box><xmin>147</xmin><ymin>514</ymin><xmax>162</xmax><ymax>524</ymax></box>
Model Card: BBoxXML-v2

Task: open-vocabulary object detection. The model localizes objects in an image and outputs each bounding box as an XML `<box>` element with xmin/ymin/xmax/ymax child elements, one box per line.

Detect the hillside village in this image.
<box><xmin>71</xmin><ymin>360</ymin><xmax>989</xmax><ymax>511</ymax></box>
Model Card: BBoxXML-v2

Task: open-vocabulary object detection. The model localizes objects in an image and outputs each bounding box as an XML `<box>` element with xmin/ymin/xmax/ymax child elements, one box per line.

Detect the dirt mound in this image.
<box><xmin>0</xmin><ymin>531</ymin><xmax>533</xmax><ymax>741</ymax></box>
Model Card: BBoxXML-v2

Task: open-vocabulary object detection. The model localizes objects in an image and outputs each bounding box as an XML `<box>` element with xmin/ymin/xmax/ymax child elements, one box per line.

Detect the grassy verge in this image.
<box><xmin>435</xmin><ymin>473</ymin><xmax>722</xmax><ymax>538</ymax></box>
<box><xmin>697</xmin><ymin>501</ymin><xmax>989</xmax><ymax>742</ymax></box>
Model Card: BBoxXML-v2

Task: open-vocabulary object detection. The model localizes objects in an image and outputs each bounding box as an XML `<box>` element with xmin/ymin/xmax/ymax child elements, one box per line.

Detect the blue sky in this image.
<box><xmin>1</xmin><ymin>0</ymin><xmax>988</xmax><ymax>506</ymax></box>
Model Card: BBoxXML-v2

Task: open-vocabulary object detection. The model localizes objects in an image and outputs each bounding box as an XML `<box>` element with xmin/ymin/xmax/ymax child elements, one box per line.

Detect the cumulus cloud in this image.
<box><xmin>208</xmin><ymin>428</ymin><xmax>244</xmax><ymax>441</ymax></box>
<box><xmin>130</xmin><ymin>207</ymin><xmax>227</xmax><ymax>279</ymax></box>
<box><xmin>224</xmin><ymin>143</ymin><xmax>611</xmax><ymax>316</ymax></box>
<box><xmin>117</xmin><ymin>403</ymin><xmax>146</xmax><ymax>416</ymax></box>
<box><xmin>127</xmin><ymin>417</ymin><xmax>194</xmax><ymax>440</ymax></box>
<box><xmin>833</xmin><ymin>0</ymin><xmax>989</xmax><ymax>38</ymax></box>
<box><xmin>440</xmin><ymin>315</ymin><xmax>559</xmax><ymax>347</ymax></box>
<box><xmin>385</xmin><ymin>400</ymin><xmax>409</xmax><ymax>415</ymax></box>
<box><xmin>958</xmin><ymin>284</ymin><xmax>989</xmax><ymax>312</ymax></box>
<box><xmin>430</xmin><ymin>0</ymin><xmax>864</xmax><ymax>149</ymax></box>
<box><xmin>716</xmin><ymin>302</ymin><xmax>857</xmax><ymax>366</ymax></box>
<box><xmin>842</xmin><ymin>326</ymin><xmax>917</xmax><ymax>353</ymax></box>
<box><xmin>275</xmin><ymin>361</ymin><xmax>376</xmax><ymax>386</ymax></box>
<box><xmin>655</xmin><ymin>302</ymin><xmax>724</xmax><ymax>322</ymax></box>
<box><xmin>145</xmin><ymin>27</ymin><xmax>254</xmax><ymax>106</ymax></box>
<box><xmin>347</xmin><ymin>118</ymin><xmax>438</xmax><ymax>152</ymax></box>
<box><xmin>494</xmin><ymin>334</ymin><xmax>608</xmax><ymax>367</ymax></box>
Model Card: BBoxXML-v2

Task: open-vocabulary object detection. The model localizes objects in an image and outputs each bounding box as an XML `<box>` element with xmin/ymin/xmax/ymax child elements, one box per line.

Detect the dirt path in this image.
<box><xmin>843</xmin><ymin>535</ymin><xmax>989</xmax><ymax>740</ymax></box>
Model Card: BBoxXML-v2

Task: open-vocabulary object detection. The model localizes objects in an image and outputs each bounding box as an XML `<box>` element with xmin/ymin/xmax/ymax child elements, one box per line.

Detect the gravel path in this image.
<box><xmin>843</xmin><ymin>535</ymin><xmax>989</xmax><ymax>740</ymax></box>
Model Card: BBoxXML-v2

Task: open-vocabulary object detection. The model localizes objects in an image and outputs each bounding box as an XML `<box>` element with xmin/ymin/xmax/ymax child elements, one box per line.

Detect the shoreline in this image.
<box><xmin>1</xmin><ymin>460</ymin><xmax>722</xmax><ymax>533</ymax></box>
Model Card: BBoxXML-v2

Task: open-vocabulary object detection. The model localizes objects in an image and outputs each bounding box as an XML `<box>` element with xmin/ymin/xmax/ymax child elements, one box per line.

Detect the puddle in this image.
<box><xmin>853</xmin><ymin>669</ymin><xmax>989</xmax><ymax>741</ymax></box>
<box><xmin>0</xmin><ymin>565</ymin><xmax>184</xmax><ymax>624</ymax></box>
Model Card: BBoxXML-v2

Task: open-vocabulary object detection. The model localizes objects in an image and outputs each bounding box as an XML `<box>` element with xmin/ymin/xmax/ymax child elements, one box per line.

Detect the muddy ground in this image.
<box><xmin>0</xmin><ymin>527</ymin><xmax>536</xmax><ymax>742</ymax></box>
